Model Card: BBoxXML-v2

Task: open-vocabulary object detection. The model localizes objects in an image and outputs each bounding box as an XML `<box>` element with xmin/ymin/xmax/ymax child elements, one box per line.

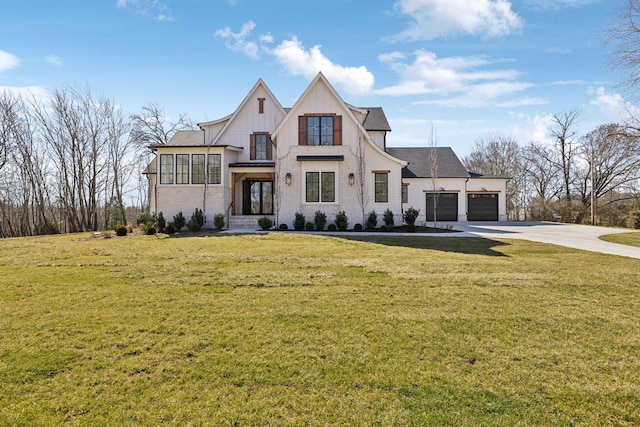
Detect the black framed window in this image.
<box><xmin>208</xmin><ymin>154</ymin><xmax>221</xmax><ymax>184</ymax></box>
<box><xmin>375</xmin><ymin>172</ymin><xmax>388</xmax><ymax>203</ymax></box>
<box><xmin>192</xmin><ymin>154</ymin><xmax>205</xmax><ymax>184</ymax></box>
<box><xmin>160</xmin><ymin>154</ymin><xmax>173</xmax><ymax>184</ymax></box>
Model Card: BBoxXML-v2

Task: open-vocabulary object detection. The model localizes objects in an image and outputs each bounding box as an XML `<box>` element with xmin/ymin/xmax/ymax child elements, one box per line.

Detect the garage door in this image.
<box><xmin>467</xmin><ymin>193</ymin><xmax>498</xmax><ymax>221</ymax></box>
<box><xmin>426</xmin><ymin>193</ymin><xmax>458</xmax><ymax>222</ymax></box>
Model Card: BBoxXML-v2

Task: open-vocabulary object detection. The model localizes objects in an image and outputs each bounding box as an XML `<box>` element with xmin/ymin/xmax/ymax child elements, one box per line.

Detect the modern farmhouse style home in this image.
<box><xmin>144</xmin><ymin>73</ymin><xmax>508</xmax><ymax>229</ymax></box>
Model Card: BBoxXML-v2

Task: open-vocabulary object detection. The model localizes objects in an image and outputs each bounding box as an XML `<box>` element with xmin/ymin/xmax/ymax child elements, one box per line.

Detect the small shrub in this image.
<box><xmin>114</xmin><ymin>224</ymin><xmax>127</xmax><ymax>236</ymax></box>
<box><xmin>156</xmin><ymin>212</ymin><xmax>166</xmax><ymax>232</ymax></box>
<box><xmin>279</xmin><ymin>223</ymin><xmax>289</xmax><ymax>231</ymax></box>
<box><xmin>126</xmin><ymin>224</ymin><xmax>133</xmax><ymax>233</ymax></box>
<box><xmin>305</xmin><ymin>221</ymin><xmax>315</xmax><ymax>231</ymax></box>
<box><xmin>187</xmin><ymin>208</ymin><xmax>205</xmax><ymax>232</ymax></box>
<box><xmin>144</xmin><ymin>222</ymin><xmax>156</xmax><ymax>235</ymax></box>
<box><xmin>626</xmin><ymin>203</ymin><xmax>640</xmax><ymax>229</ymax></box>
<box><xmin>380</xmin><ymin>224</ymin><xmax>388</xmax><ymax>232</ymax></box>
<box><xmin>354</xmin><ymin>223</ymin><xmax>363</xmax><ymax>232</ymax></box>
<box><xmin>314</xmin><ymin>210</ymin><xmax>327</xmax><ymax>231</ymax></box>
<box><xmin>327</xmin><ymin>223</ymin><xmax>337</xmax><ymax>231</ymax></box>
<box><xmin>294</xmin><ymin>212</ymin><xmax>306</xmax><ymax>231</ymax></box>
<box><xmin>258</xmin><ymin>216</ymin><xmax>273</xmax><ymax>230</ymax></box>
<box><xmin>383</xmin><ymin>209</ymin><xmax>395</xmax><ymax>227</ymax></box>
<box><xmin>173</xmin><ymin>211</ymin><xmax>186</xmax><ymax>231</ymax></box>
<box><xmin>164</xmin><ymin>224</ymin><xmax>176</xmax><ymax>234</ymax></box>
<box><xmin>137</xmin><ymin>212</ymin><xmax>157</xmax><ymax>226</ymax></box>
<box><xmin>366</xmin><ymin>211</ymin><xmax>377</xmax><ymax>230</ymax></box>
<box><xmin>213</xmin><ymin>213</ymin><xmax>225</xmax><ymax>230</ymax></box>
<box><xmin>335</xmin><ymin>211</ymin><xmax>348</xmax><ymax>231</ymax></box>
<box><xmin>403</xmin><ymin>206</ymin><xmax>420</xmax><ymax>232</ymax></box>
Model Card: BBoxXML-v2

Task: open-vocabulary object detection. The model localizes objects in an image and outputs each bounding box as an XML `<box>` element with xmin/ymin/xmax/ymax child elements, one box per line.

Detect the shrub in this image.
<box><xmin>383</xmin><ymin>209</ymin><xmax>395</xmax><ymax>227</ymax></box>
<box><xmin>156</xmin><ymin>212</ymin><xmax>166</xmax><ymax>232</ymax></box>
<box><xmin>144</xmin><ymin>222</ymin><xmax>156</xmax><ymax>235</ymax></box>
<box><xmin>380</xmin><ymin>224</ymin><xmax>388</xmax><ymax>232</ymax></box>
<box><xmin>213</xmin><ymin>213</ymin><xmax>225</xmax><ymax>230</ymax></box>
<box><xmin>305</xmin><ymin>221</ymin><xmax>315</xmax><ymax>231</ymax></box>
<box><xmin>114</xmin><ymin>224</ymin><xmax>128</xmax><ymax>236</ymax></box>
<box><xmin>126</xmin><ymin>224</ymin><xmax>133</xmax><ymax>233</ymax></box>
<box><xmin>258</xmin><ymin>216</ymin><xmax>274</xmax><ymax>230</ymax></box>
<box><xmin>365</xmin><ymin>211</ymin><xmax>377</xmax><ymax>230</ymax></box>
<box><xmin>279</xmin><ymin>223</ymin><xmax>289</xmax><ymax>231</ymax></box>
<box><xmin>335</xmin><ymin>211</ymin><xmax>348</xmax><ymax>231</ymax></box>
<box><xmin>188</xmin><ymin>208</ymin><xmax>205</xmax><ymax>232</ymax></box>
<box><xmin>403</xmin><ymin>206</ymin><xmax>420</xmax><ymax>232</ymax></box>
<box><xmin>164</xmin><ymin>224</ymin><xmax>176</xmax><ymax>234</ymax></box>
<box><xmin>173</xmin><ymin>211</ymin><xmax>186</xmax><ymax>232</ymax></box>
<box><xmin>294</xmin><ymin>212</ymin><xmax>306</xmax><ymax>231</ymax></box>
<box><xmin>327</xmin><ymin>223</ymin><xmax>337</xmax><ymax>231</ymax></box>
<box><xmin>626</xmin><ymin>203</ymin><xmax>640</xmax><ymax>229</ymax></box>
<box><xmin>314</xmin><ymin>210</ymin><xmax>327</xmax><ymax>231</ymax></box>
<box><xmin>136</xmin><ymin>211</ymin><xmax>157</xmax><ymax>227</ymax></box>
<box><xmin>354</xmin><ymin>223</ymin><xmax>363</xmax><ymax>232</ymax></box>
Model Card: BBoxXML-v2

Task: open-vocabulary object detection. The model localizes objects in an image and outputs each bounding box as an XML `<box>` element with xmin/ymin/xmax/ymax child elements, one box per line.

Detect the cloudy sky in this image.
<box><xmin>0</xmin><ymin>0</ymin><xmax>632</xmax><ymax>155</ymax></box>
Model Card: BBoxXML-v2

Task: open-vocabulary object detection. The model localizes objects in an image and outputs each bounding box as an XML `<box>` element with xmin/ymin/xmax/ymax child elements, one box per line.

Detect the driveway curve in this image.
<box><xmin>451</xmin><ymin>221</ymin><xmax>640</xmax><ymax>259</ymax></box>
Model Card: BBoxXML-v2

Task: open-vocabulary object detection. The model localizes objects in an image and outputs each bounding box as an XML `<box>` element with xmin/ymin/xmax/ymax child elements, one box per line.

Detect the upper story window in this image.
<box><xmin>251</xmin><ymin>133</ymin><xmax>272</xmax><ymax>160</ymax></box>
<box><xmin>298</xmin><ymin>114</ymin><xmax>342</xmax><ymax>146</ymax></box>
<box><xmin>160</xmin><ymin>154</ymin><xmax>173</xmax><ymax>184</ymax></box>
<box><xmin>176</xmin><ymin>154</ymin><xmax>189</xmax><ymax>184</ymax></box>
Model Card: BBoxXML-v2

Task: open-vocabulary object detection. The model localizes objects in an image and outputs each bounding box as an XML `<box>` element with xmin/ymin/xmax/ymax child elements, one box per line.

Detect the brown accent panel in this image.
<box><xmin>298</xmin><ymin>116</ymin><xmax>307</xmax><ymax>146</ymax></box>
<box><xmin>333</xmin><ymin>115</ymin><xmax>342</xmax><ymax>146</ymax></box>
<box><xmin>267</xmin><ymin>136</ymin><xmax>273</xmax><ymax>160</ymax></box>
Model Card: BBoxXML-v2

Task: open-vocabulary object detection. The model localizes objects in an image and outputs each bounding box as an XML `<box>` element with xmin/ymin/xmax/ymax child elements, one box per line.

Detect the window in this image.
<box><xmin>160</xmin><ymin>154</ymin><xmax>173</xmax><ymax>184</ymax></box>
<box><xmin>306</xmin><ymin>172</ymin><xmax>335</xmax><ymax>203</ymax></box>
<box><xmin>298</xmin><ymin>115</ymin><xmax>342</xmax><ymax>146</ymax></box>
<box><xmin>192</xmin><ymin>154</ymin><xmax>205</xmax><ymax>184</ymax></box>
<box><xmin>208</xmin><ymin>154</ymin><xmax>221</xmax><ymax>184</ymax></box>
<box><xmin>402</xmin><ymin>183</ymin><xmax>408</xmax><ymax>204</ymax></box>
<box><xmin>251</xmin><ymin>133</ymin><xmax>271</xmax><ymax>160</ymax></box>
<box><xmin>375</xmin><ymin>172</ymin><xmax>388</xmax><ymax>203</ymax></box>
<box><xmin>176</xmin><ymin>154</ymin><xmax>189</xmax><ymax>184</ymax></box>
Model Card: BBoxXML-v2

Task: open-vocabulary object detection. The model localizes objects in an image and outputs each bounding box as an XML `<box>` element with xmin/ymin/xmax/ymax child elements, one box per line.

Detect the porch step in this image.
<box><xmin>228</xmin><ymin>215</ymin><xmax>275</xmax><ymax>229</ymax></box>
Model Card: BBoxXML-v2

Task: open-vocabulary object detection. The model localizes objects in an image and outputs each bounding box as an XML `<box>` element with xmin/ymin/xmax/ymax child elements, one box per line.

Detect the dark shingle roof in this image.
<box><xmin>386</xmin><ymin>147</ymin><xmax>470</xmax><ymax>178</ymax></box>
<box><xmin>157</xmin><ymin>130</ymin><xmax>204</xmax><ymax>147</ymax></box>
<box><xmin>362</xmin><ymin>107</ymin><xmax>391</xmax><ymax>131</ymax></box>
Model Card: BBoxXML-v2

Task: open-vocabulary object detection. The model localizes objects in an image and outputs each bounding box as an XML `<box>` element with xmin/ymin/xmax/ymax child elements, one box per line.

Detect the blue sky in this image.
<box><xmin>0</xmin><ymin>0</ymin><xmax>632</xmax><ymax>156</ymax></box>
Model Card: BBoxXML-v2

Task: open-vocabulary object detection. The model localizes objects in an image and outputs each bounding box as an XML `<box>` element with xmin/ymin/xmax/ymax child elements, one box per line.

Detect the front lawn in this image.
<box><xmin>600</xmin><ymin>231</ymin><xmax>640</xmax><ymax>247</ymax></box>
<box><xmin>1</xmin><ymin>233</ymin><xmax>639</xmax><ymax>425</ymax></box>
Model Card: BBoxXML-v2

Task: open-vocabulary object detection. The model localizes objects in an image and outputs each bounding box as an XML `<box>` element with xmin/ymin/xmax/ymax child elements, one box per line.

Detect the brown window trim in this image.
<box><xmin>298</xmin><ymin>114</ymin><xmax>342</xmax><ymax>146</ymax></box>
<box><xmin>250</xmin><ymin>132</ymin><xmax>273</xmax><ymax>160</ymax></box>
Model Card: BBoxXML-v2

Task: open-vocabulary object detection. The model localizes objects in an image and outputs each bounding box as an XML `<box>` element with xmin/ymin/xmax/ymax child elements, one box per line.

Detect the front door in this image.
<box><xmin>243</xmin><ymin>180</ymin><xmax>273</xmax><ymax>215</ymax></box>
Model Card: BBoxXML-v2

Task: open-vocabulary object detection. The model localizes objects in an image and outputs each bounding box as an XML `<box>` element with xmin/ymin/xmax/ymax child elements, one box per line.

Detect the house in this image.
<box><xmin>144</xmin><ymin>73</ymin><xmax>508</xmax><ymax>229</ymax></box>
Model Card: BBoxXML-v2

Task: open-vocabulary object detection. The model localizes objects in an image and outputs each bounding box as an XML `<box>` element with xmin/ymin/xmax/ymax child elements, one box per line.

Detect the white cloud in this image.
<box><xmin>0</xmin><ymin>50</ymin><xmax>20</xmax><ymax>72</ymax></box>
<box><xmin>271</xmin><ymin>37</ymin><xmax>375</xmax><ymax>96</ymax></box>
<box><xmin>46</xmin><ymin>55</ymin><xmax>63</xmax><ymax>67</ymax></box>
<box><xmin>588</xmin><ymin>86</ymin><xmax>640</xmax><ymax>120</ymax></box>
<box><xmin>215</xmin><ymin>20</ymin><xmax>265</xmax><ymax>59</ymax></box>
<box><xmin>115</xmin><ymin>0</ymin><xmax>173</xmax><ymax>22</ymax></box>
<box><xmin>0</xmin><ymin>86</ymin><xmax>51</xmax><ymax>103</ymax></box>
<box><xmin>524</xmin><ymin>0</ymin><xmax>600</xmax><ymax>10</ymax></box>
<box><xmin>376</xmin><ymin>49</ymin><xmax>544</xmax><ymax>107</ymax></box>
<box><xmin>390</xmin><ymin>0</ymin><xmax>523</xmax><ymax>41</ymax></box>
<box><xmin>508</xmin><ymin>112</ymin><xmax>555</xmax><ymax>144</ymax></box>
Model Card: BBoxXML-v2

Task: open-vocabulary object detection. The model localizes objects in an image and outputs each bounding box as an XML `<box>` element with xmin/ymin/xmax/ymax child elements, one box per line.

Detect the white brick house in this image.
<box><xmin>144</xmin><ymin>73</ymin><xmax>509</xmax><ymax>229</ymax></box>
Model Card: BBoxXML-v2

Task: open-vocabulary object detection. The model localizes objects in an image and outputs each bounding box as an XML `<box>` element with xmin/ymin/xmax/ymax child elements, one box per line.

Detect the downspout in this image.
<box><xmin>464</xmin><ymin>176</ymin><xmax>469</xmax><ymax>221</ymax></box>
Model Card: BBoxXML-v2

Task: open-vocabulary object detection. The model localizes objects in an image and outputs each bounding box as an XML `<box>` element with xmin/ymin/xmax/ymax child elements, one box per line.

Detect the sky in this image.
<box><xmin>0</xmin><ymin>0</ymin><xmax>634</xmax><ymax>156</ymax></box>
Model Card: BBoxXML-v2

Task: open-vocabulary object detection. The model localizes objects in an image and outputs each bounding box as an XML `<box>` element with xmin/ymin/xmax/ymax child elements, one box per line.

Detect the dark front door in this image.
<box><xmin>243</xmin><ymin>180</ymin><xmax>273</xmax><ymax>215</ymax></box>
<box><xmin>426</xmin><ymin>193</ymin><xmax>458</xmax><ymax>222</ymax></box>
<box><xmin>467</xmin><ymin>193</ymin><xmax>498</xmax><ymax>221</ymax></box>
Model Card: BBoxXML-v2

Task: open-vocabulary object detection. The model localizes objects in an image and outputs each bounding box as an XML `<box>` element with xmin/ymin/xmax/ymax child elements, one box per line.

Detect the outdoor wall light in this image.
<box><xmin>348</xmin><ymin>173</ymin><xmax>355</xmax><ymax>185</ymax></box>
<box><xmin>285</xmin><ymin>173</ymin><xmax>292</xmax><ymax>185</ymax></box>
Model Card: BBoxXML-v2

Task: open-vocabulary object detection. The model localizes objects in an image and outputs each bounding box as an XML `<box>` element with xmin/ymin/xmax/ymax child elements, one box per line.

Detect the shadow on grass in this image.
<box><xmin>340</xmin><ymin>235</ymin><xmax>510</xmax><ymax>257</ymax></box>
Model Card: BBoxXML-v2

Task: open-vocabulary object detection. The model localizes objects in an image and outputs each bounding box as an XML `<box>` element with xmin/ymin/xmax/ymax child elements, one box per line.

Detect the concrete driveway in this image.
<box><xmin>451</xmin><ymin>221</ymin><xmax>640</xmax><ymax>259</ymax></box>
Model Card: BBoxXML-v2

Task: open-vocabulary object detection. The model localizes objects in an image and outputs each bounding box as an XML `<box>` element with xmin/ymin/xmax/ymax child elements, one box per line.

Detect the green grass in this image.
<box><xmin>1</xmin><ymin>232</ymin><xmax>639</xmax><ymax>426</ymax></box>
<box><xmin>600</xmin><ymin>231</ymin><xmax>640</xmax><ymax>247</ymax></box>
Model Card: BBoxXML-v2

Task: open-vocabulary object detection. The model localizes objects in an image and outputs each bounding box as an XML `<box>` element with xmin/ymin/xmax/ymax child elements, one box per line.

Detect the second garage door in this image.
<box><xmin>467</xmin><ymin>193</ymin><xmax>498</xmax><ymax>221</ymax></box>
<box><xmin>426</xmin><ymin>193</ymin><xmax>458</xmax><ymax>222</ymax></box>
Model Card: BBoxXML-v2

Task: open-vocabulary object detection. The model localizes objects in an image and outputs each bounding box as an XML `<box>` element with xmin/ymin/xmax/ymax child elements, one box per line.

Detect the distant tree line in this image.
<box><xmin>462</xmin><ymin>111</ymin><xmax>640</xmax><ymax>227</ymax></box>
<box><xmin>0</xmin><ymin>86</ymin><xmax>193</xmax><ymax>238</ymax></box>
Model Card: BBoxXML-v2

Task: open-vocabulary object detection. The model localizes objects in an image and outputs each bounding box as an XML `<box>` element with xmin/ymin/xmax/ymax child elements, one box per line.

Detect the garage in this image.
<box><xmin>426</xmin><ymin>193</ymin><xmax>458</xmax><ymax>222</ymax></box>
<box><xmin>467</xmin><ymin>193</ymin><xmax>498</xmax><ymax>221</ymax></box>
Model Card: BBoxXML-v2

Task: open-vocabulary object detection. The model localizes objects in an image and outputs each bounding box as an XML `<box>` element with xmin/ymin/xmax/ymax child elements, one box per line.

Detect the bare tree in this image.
<box><xmin>607</xmin><ymin>0</ymin><xmax>640</xmax><ymax>101</ymax></box>
<box><xmin>548</xmin><ymin>110</ymin><xmax>580</xmax><ymax>221</ymax></box>
<box><xmin>523</xmin><ymin>141</ymin><xmax>563</xmax><ymax>220</ymax></box>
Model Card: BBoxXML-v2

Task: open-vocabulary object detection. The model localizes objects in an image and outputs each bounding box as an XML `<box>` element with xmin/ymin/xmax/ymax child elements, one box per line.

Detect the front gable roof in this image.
<box><xmin>199</xmin><ymin>78</ymin><xmax>286</xmax><ymax>145</ymax></box>
<box><xmin>272</xmin><ymin>72</ymin><xmax>405</xmax><ymax>166</ymax></box>
<box><xmin>386</xmin><ymin>147</ymin><xmax>470</xmax><ymax>178</ymax></box>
